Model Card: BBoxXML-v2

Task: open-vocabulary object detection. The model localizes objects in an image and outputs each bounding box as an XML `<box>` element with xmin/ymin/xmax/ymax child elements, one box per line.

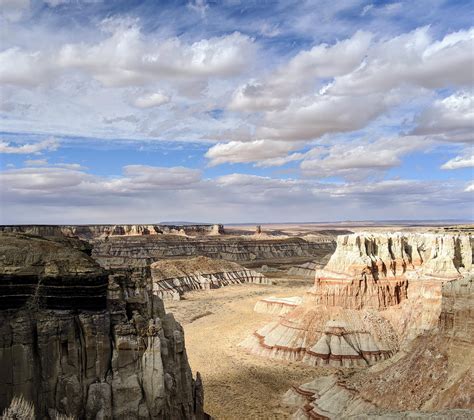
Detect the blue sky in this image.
<box><xmin>0</xmin><ymin>0</ymin><xmax>472</xmax><ymax>223</ymax></box>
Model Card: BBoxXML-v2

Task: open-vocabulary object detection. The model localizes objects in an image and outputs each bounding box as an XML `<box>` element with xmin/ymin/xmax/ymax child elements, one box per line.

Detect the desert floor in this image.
<box><xmin>165</xmin><ymin>276</ymin><xmax>336</xmax><ymax>419</ymax></box>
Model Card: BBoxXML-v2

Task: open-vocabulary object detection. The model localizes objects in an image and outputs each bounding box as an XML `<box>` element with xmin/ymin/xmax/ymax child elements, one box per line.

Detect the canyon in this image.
<box><xmin>1</xmin><ymin>224</ymin><xmax>472</xmax><ymax>419</ymax></box>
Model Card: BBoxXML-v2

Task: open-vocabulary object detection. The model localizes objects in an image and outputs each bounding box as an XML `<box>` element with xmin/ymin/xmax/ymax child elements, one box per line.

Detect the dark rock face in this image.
<box><xmin>0</xmin><ymin>233</ymin><xmax>107</xmax><ymax>311</ymax></box>
<box><xmin>0</xmin><ymin>233</ymin><xmax>208</xmax><ymax>419</ymax></box>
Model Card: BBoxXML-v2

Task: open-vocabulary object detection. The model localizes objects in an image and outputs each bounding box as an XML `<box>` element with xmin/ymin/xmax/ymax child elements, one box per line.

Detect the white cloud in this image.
<box><xmin>0</xmin><ymin>137</ymin><xmax>59</xmax><ymax>154</ymax></box>
<box><xmin>0</xmin><ymin>165</ymin><xmax>471</xmax><ymax>223</ymax></box>
<box><xmin>329</xmin><ymin>27</ymin><xmax>474</xmax><ymax>95</ymax></box>
<box><xmin>1</xmin><ymin>20</ymin><xmax>255</xmax><ymax>88</ymax></box>
<box><xmin>0</xmin><ymin>47</ymin><xmax>54</xmax><ymax>87</ymax></box>
<box><xmin>205</xmin><ymin>140</ymin><xmax>303</xmax><ymax>166</ymax></box>
<box><xmin>224</xmin><ymin>26</ymin><xmax>474</xmax><ymax>155</ymax></box>
<box><xmin>229</xmin><ymin>31</ymin><xmax>372</xmax><ymax>112</ymax></box>
<box><xmin>413</xmin><ymin>91</ymin><xmax>474</xmax><ymax>142</ymax></box>
<box><xmin>465</xmin><ymin>183</ymin><xmax>474</xmax><ymax>192</ymax></box>
<box><xmin>300</xmin><ymin>136</ymin><xmax>428</xmax><ymax>180</ymax></box>
<box><xmin>256</xmin><ymin>92</ymin><xmax>391</xmax><ymax>142</ymax></box>
<box><xmin>57</xmin><ymin>24</ymin><xmax>254</xmax><ymax>87</ymax></box>
<box><xmin>132</xmin><ymin>92</ymin><xmax>170</xmax><ymax>109</ymax></box>
<box><xmin>441</xmin><ymin>153</ymin><xmax>474</xmax><ymax>170</ymax></box>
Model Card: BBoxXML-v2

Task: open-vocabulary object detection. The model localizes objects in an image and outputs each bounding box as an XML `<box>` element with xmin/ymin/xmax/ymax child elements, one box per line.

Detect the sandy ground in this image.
<box><xmin>165</xmin><ymin>277</ymin><xmax>336</xmax><ymax>419</ymax></box>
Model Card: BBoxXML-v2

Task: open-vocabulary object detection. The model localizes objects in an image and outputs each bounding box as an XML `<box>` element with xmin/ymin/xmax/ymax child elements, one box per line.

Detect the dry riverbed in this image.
<box><xmin>165</xmin><ymin>277</ymin><xmax>335</xmax><ymax>419</ymax></box>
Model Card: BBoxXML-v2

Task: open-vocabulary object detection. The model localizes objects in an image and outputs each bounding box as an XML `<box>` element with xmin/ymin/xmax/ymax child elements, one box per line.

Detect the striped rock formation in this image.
<box><xmin>287</xmin><ymin>262</ymin><xmax>320</xmax><ymax>278</ymax></box>
<box><xmin>150</xmin><ymin>256</ymin><xmax>270</xmax><ymax>300</ymax></box>
<box><xmin>243</xmin><ymin>232</ymin><xmax>472</xmax><ymax>368</ymax></box>
<box><xmin>254</xmin><ymin>296</ymin><xmax>303</xmax><ymax>316</ymax></box>
<box><xmin>0</xmin><ymin>233</ymin><xmax>209</xmax><ymax>419</ymax></box>
<box><xmin>283</xmin><ymin>276</ymin><xmax>474</xmax><ymax>419</ymax></box>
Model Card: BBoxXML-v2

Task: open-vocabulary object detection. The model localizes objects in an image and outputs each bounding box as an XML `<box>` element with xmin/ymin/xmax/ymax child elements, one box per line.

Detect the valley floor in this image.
<box><xmin>165</xmin><ymin>277</ymin><xmax>336</xmax><ymax>419</ymax></box>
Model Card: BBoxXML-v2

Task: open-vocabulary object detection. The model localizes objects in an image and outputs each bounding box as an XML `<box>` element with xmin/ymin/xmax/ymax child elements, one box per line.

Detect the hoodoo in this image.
<box><xmin>0</xmin><ymin>233</ymin><xmax>209</xmax><ymax>419</ymax></box>
<box><xmin>242</xmin><ymin>232</ymin><xmax>473</xmax><ymax>368</ymax></box>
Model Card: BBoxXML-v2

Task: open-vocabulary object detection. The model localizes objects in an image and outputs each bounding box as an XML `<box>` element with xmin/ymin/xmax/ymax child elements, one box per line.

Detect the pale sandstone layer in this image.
<box><xmin>0</xmin><ymin>233</ymin><xmax>208</xmax><ymax>419</ymax></box>
<box><xmin>284</xmin><ymin>276</ymin><xmax>474</xmax><ymax>419</ymax></box>
<box><xmin>150</xmin><ymin>256</ymin><xmax>270</xmax><ymax>300</ymax></box>
<box><xmin>243</xmin><ymin>232</ymin><xmax>472</xmax><ymax>368</ymax></box>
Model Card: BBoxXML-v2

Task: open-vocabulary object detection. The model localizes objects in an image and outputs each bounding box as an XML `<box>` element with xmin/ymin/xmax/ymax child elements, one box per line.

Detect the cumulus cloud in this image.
<box><xmin>300</xmin><ymin>136</ymin><xmax>428</xmax><ymax>180</ymax></box>
<box><xmin>0</xmin><ymin>20</ymin><xmax>255</xmax><ymax>88</ymax></box>
<box><xmin>229</xmin><ymin>31</ymin><xmax>372</xmax><ymax>112</ymax></box>
<box><xmin>205</xmin><ymin>140</ymin><xmax>303</xmax><ymax>166</ymax></box>
<box><xmin>228</xmin><ymin>27</ymin><xmax>473</xmax><ymax>147</ymax></box>
<box><xmin>412</xmin><ymin>91</ymin><xmax>474</xmax><ymax>142</ymax></box>
<box><xmin>256</xmin><ymin>92</ymin><xmax>391</xmax><ymax>142</ymax></box>
<box><xmin>0</xmin><ymin>137</ymin><xmax>59</xmax><ymax>154</ymax></box>
<box><xmin>328</xmin><ymin>27</ymin><xmax>474</xmax><ymax>95</ymax></box>
<box><xmin>132</xmin><ymin>92</ymin><xmax>170</xmax><ymax>109</ymax></box>
<box><xmin>441</xmin><ymin>153</ymin><xmax>474</xmax><ymax>170</ymax></box>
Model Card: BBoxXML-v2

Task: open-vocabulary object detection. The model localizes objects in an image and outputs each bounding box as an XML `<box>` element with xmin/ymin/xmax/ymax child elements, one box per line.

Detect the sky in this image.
<box><xmin>0</xmin><ymin>0</ymin><xmax>473</xmax><ymax>224</ymax></box>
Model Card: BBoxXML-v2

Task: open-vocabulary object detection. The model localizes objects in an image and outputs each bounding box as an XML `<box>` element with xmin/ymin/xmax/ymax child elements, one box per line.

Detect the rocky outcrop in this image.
<box><xmin>92</xmin><ymin>236</ymin><xmax>335</xmax><ymax>270</ymax></box>
<box><xmin>287</xmin><ymin>262</ymin><xmax>320</xmax><ymax>278</ymax></box>
<box><xmin>284</xmin><ymin>276</ymin><xmax>474</xmax><ymax>418</ymax></box>
<box><xmin>243</xmin><ymin>232</ymin><xmax>472</xmax><ymax>368</ymax></box>
<box><xmin>0</xmin><ymin>233</ymin><xmax>208</xmax><ymax>419</ymax></box>
<box><xmin>150</xmin><ymin>256</ymin><xmax>270</xmax><ymax>300</ymax></box>
<box><xmin>254</xmin><ymin>296</ymin><xmax>303</xmax><ymax>316</ymax></box>
<box><xmin>0</xmin><ymin>224</ymin><xmax>224</xmax><ymax>239</ymax></box>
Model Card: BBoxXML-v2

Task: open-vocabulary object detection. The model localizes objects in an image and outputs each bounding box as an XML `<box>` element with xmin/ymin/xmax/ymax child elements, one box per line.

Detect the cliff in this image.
<box><xmin>150</xmin><ymin>256</ymin><xmax>270</xmax><ymax>300</ymax></box>
<box><xmin>283</xmin><ymin>276</ymin><xmax>474</xmax><ymax>418</ymax></box>
<box><xmin>0</xmin><ymin>224</ymin><xmax>225</xmax><ymax>239</ymax></box>
<box><xmin>91</xmin><ymin>236</ymin><xmax>335</xmax><ymax>270</ymax></box>
<box><xmin>242</xmin><ymin>232</ymin><xmax>472</xmax><ymax>368</ymax></box>
<box><xmin>0</xmin><ymin>233</ymin><xmax>208</xmax><ymax>419</ymax></box>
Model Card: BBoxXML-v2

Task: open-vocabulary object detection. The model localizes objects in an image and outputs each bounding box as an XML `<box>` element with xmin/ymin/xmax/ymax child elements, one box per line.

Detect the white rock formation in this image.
<box><xmin>242</xmin><ymin>232</ymin><xmax>472</xmax><ymax>368</ymax></box>
<box><xmin>254</xmin><ymin>296</ymin><xmax>303</xmax><ymax>316</ymax></box>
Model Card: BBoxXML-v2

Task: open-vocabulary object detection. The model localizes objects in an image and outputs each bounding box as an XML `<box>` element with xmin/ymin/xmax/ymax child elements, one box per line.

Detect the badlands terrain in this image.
<box><xmin>0</xmin><ymin>222</ymin><xmax>472</xmax><ymax>419</ymax></box>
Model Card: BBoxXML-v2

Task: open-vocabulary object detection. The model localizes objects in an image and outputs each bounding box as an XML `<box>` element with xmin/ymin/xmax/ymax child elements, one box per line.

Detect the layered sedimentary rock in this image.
<box><xmin>243</xmin><ymin>232</ymin><xmax>472</xmax><ymax>368</ymax></box>
<box><xmin>92</xmin><ymin>236</ymin><xmax>335</xmax><ymax>270</ymax></box>
<box><xmin>284</xmin><ymin>276</ymin><xmax>474</xmax><ymax>418</ymax></box>
<box><xmin>0</xmin><ymin>224</ymin><xmax>224</xmax><ymax>239</ymax></box>
<box><xmin>150</xmin><ymin>256</ymin><xmax>270</xmax><ymax>300</ymax></box>
<box><xmin>287</xmin><ymin>262</ymin><xmax>320</xmax><ymax>278</ymax></box>
<box><xmin>254</xmin><ymin>296</ymin><xmax>303</xmax><ymax>316</ymax></box>
<box><xmin>0</xmin><ymin>233</ymin><xmax>208</xmax><ymax>419</ymax></box>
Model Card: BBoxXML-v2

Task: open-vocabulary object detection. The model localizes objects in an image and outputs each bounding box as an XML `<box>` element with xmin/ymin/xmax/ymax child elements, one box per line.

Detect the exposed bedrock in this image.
<box><xmin>91</xmin><ymin>236</ymin><xmax>336</xmax><ymax>270</ymax></box>
<box><xmin>243</xmin><ymin>232</ymin><xmax>473</xmax><ymax>368</ymax></box>
<box><xmin>284</xmin><ymin>276</ymin><xmax>474</xmax><ymax>419</ymax></box>
<box><xmin>254</xmin><ymin>296</ymin><xmax>303</xmax><ymax>316</ymax></box>
<box><xmin>287</xmin><ymin>262</ymin><xmax>321</xmax><ymax>278</ymax></box>
<box><xmin>150</xmin><ymin>256</ymin><xmax>270</xmax><ymax>300</ymax></box>
<box><xmin>0</xmin><ymin>224</ymin><xmax>225</xmax><ymax>240</ymax></box>
<box><xmin>0</xmin><ymin>233</ymin><xmax>209</xmax><ymax>419</ymax></box>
